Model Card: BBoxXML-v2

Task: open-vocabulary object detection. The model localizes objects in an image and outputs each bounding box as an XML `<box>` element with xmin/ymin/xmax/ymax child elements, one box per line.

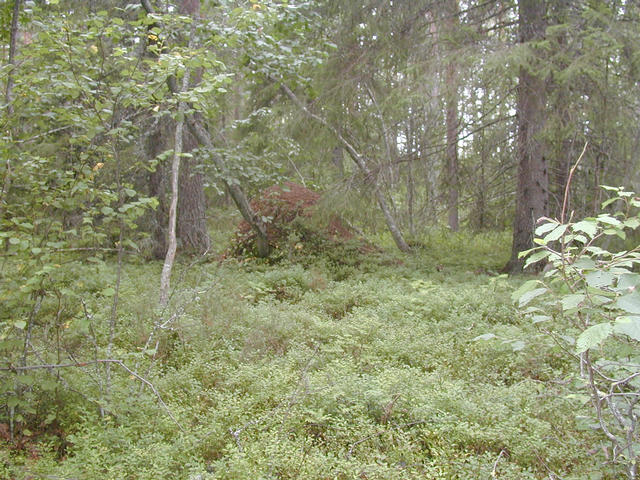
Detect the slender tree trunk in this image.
<box><xmin>277</xmin><ymin>80</ymin><xmax>411</xmax><ymax>253</ymax></box>
<box><xmin>159</xmin><ymin>70</ymin><xmax>190</xmax><ymax>307</ymax></box>
<box><xmin>331</xmin><ymin>146</ymin><xmax>344</xmax><ymax>178</ymax></box>
<box><xmin>147</xmin><ymin>123</ymin><xmax>169</xmax><ymax>259</ymax></box>
<box><xmin>506</xmin><ymin>0</ymin><xmax>549</xmax><ymax>273</ymax></box>
<box><xmin>445</xmin><ymin>62</ymin><xmax>459</xmax><ymax>231</ymax></box>
<box><xmin>1</xmin><ymin>0</ymin><xmax>21</xmax><ymax>221</ymax></box>
<box><xmin>5</xmin><ymin>0</ymin><xmax>20</xmax><ymax>116</ymax></box>
<box><xmin>445</xmin><ymin>0</ymin><xmax>460</xmax><ymax>231</ymax></box>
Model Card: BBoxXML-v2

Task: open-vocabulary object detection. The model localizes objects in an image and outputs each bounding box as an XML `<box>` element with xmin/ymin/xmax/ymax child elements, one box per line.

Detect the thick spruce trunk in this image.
<box><xmin>506</xmin><ymin>0</ymin><xmax>549</xmax><ymax>273</ymax></box>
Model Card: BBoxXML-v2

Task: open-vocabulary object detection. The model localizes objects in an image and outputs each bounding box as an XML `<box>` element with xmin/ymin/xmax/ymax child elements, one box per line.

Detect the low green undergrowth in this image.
<box><xmin>1</xmin><ymin>232</ymin><xmax>613</xmax><ymax>479</ymax></box>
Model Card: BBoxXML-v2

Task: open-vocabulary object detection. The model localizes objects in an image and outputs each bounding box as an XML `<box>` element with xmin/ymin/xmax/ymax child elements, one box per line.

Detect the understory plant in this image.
<box><xmin>516</xmin><ymin>185</ymin><xmax>640</xmax><ymax>479</ymax></box>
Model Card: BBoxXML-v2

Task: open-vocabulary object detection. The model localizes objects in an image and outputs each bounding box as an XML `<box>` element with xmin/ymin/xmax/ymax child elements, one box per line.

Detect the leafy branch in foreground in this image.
<box><xmin>515</xmin><ymin>186</ymin><xmax>640</xmax><ymax>479</ymax></box>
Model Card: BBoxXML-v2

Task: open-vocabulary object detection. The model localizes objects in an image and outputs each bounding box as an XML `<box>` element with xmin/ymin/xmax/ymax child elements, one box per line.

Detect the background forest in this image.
<box><xmin>2</xmin><ymin>0</ymin><xmax>640</xmax><ymax>479</ymax></box>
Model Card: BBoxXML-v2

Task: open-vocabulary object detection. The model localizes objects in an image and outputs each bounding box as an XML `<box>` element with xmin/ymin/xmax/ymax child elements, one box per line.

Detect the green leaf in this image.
<box><xmin>17</xmin><ymin>374</ymin><xmax>35</xmax><ymax>386</ymax></box>
<box><xmin>13</xmin><ymin>320</ymin><xmax>27</xmax><ymax>330</ymax></box>
<box><xmin>573</xmin><ymin>220</ymin><xmax>598</xmax><ymax>237</ymax></box>
<box><xmin>535</xmin><ymin>221</ymin><xmax>558</xmax><ymax>236</ymax></box>
<box><xmin>544</xmin><ymin>224</ymin><xmax>568</xmax><ymax>243</ymax></box>
<box><xmin>524</xmin><ymin>250</ymin><xmax>550</xmax><ymax>269</ymax></box>
<box><xmin>560</xmin><ymin>294</ymin><xmax>585</xmax><ymax>310</ymax></box>
<box><xmin>598</xmin><ymin>214</ymin><xmax>621</xmax><ymax>226</ymax></box>
<box><xmin>576</xmin><ymin>323</ymin><xmax>613</xmax><ymax>353</ymax></box>
<box><xmin>585</xmin><ymin>270</ymin><xmax>616</xmax><ymax>289</ymax></box>
<box><xmin>616</xmin><ymin>291</ymin><xmax>640</xmax><ymax>314</ymax></box>
<box><xmin>472</xmin><ymin>333</ymin><xmax>496</xmax><ymax>341</ymax></box>
<box><xmin>519</xmin><ymin>288</ymin><xmax>548</xmax><ymax>307</ymax></box>
<box><xmin>617</xmin><ymin>273</ymin><xmax>640</xmax><ymax>292</ymax></box>
<box><xmin>101</xmin><ymin>287</ymin><xmax>116</xmax><ymax>297</ymax></box>
<box><xmin>511</xmin><ymin>279</ymin><xmax>540</xmax><ymax>302</ymax></box>
<box><xmin>532</xmin><ymin>314</ymin><xmax>551</xmax><ymax>324</ymax></box>
<box><xmin>614</xmin><ymin>316</ymin><xmax>640</xmax><ymax>342</ymax></box>
<box><xmin>573</xmin><ymin>257</ymin><xmax>597</xmax><ymax>270</ymax></box>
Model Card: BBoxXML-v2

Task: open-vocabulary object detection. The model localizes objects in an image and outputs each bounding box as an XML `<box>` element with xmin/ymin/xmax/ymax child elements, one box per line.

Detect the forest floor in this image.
<box><xmin>2</xmin><ymin>229</ymin><xmax>613</xmax><ymax>479</ymax></box>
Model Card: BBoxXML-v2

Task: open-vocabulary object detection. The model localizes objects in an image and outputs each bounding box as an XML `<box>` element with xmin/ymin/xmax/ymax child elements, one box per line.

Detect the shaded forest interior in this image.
<box><xmin>2</xmin><ymin>0</ymin><xmax>640</xmax><ymax>479</ymax></box>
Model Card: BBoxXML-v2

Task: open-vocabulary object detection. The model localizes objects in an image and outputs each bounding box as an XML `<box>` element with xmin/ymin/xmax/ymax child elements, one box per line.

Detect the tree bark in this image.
<box><xmin>1</xmin><ymin>0</ymin><xmax>21</xmax><ymax>221</ymax></box>
<box><xmin>5</xmin><ymin>0</ymin><xmax>21</xmax><ymax>116</ymax></box>
<box><xmin>173</xmin><ymin>0</ymin><xmax>210</xmax><ymax>255</ymax></box>
<box><xmin>506</xmin><ymin>0</ymin><xmax>549</xmax><ymax>273</ymax></box>
<box><xmin>177</xmin><ymin>123</ymin><xmax>210</xmax><ymax>254</ymax></box>
<box><xmin>159</xmin><ymin>70</ymin><xmax>190</xmax><ymax>308</ymax></box>
<box><xmin>147</xmin><ymin>124</ymin><xmax>169</xmax><ymax>259</ymax></box>
<box><xmin>445</xmin><ymin>0</ymin><xmax>460</xmax><ymax>232</ymax></box>
<box><xmin>141</xmin><ymin>0</ymin><xmax>270</xmax><ymax>258</ymax></box>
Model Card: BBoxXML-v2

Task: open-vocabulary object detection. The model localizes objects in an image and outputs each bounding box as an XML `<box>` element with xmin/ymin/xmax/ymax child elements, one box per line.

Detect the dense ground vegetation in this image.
<box><xmin>0</xmin><ymin>227</ymin><xmax>625</xmax><ymax>479</ymax></box>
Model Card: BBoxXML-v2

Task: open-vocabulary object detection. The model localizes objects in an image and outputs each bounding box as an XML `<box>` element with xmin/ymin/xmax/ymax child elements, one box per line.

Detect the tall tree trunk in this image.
<box><xmin>159</xmin><ymin>71</ymin><xmax>189</xmax><ymax>308</ymax></box>
<box><xmin>174</xmin><ymin>0</ymin><xmax>210</xmax><ymax>255</ymax></box>
<box><xmin>177</xmin><ymin>123</ymin><xmax>210</xmax><ymax>254</ymax></box>
<box><xmin>148</xmin><ymin>124</ymin><xmax>169</xmax><ymax>259</ymax></box>
<box><xmin>141</xmin><ymin>0</ymin><xmax>269</xmax><ymax>258</ymax></box>
<box><xmin>445</xmin><ymin>61</ymin><xmax>459</xmax><ymax>231</ymax></box>
<box><xmin>332</xmin><ymin>146</ymin><xmax>344</xmax><ymax>178</ymax></box>
<box><xmin>1</xmin><ymin>0</ymin><xmax>21</xmax><ymax>222</ymax></box>
<box><xmin>445</xmin><ymin>0</ymin><xmax>460</xmax><ymax>232</ymax></box>
<box><xmin>506</xmin><ymin>0</ymin><xmax>549</xmax><ymax>273</ymax></box>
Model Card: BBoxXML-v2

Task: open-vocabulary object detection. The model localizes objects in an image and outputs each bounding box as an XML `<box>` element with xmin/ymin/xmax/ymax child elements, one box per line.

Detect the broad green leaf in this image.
<box><xmin>573</xmin><ymin>257</ymin><xmax>597</xmax><ymax>270</ymax></box>
<box><xmin>511</xmin><ymin>279</ymin><xmax>541</xmax><ymax>302</ymax></box>
<box><xmin>616</xmin><ymin>291</ymin><xmax>640</xmax><ymax>314</ymax></box>
<box><xmin>585</xmin><ymin>270</ymin><xmax>616</xmax><ymax>289</ymax></box>
<box><xmin>561</xmin><ymin>294</ymin><xmax>585</xmax><ymax>310</ymax></box>
<box><xmin>13</xmin><ymin>320</ymin><xmax>27</xmax><ymax>330</ymax></box>
<box><xmin>535</xmin><ymin>221</ymin><xmax>558</xmax><ymax>236</ymax></box>
<box><xmin>624</xmin><ymin>218</ymin><xmax>640</xmax><ymax>229</ymax></box>
<box><xmin>17</xmin><ymin>374</ymin><xmax>35</xmax><ymax>386</ymax></box>
<box><xmin>101</xmin><ymin>287</ymin><xmax>116</xmax><ymax>297</ymax></box>
<box><xmin>573</xmin><ymin>220</ymin><xmax>598</xmax><ymax>237</ymax></box>
<box><xmin>524</xmin><ymin>250</ymin><xmax>551</xmax><ymax>269</ymax></box>
<box><xmin>519</xmin><ymin>288</ymin><xmax>548</xmax><ymax>307</ymax></box>
<box><xmin>472</xmin><ymin>333</ymin><xmax>496</xmax><ymax>341</ymax></box>
<box><xmin>598</xmin><ymin>214</ymin><xmax>621</xmax><ymax>226</ymax></box>
<box><xmin>614</xmin><ymin>316</ymin><xmax>640</xmax><ymax>342</ymax></box>
<box><xmin>532</xmin><ymin>314</ymin><xmax>551</xmax><ymax>324</ymax></box>
<box><xmin>544</xmin><ymin>224</ymin><xmax>568</xmax><ymax>243</ymax></box>
<box><xmin>576</xmin><ymin>323</ymin><xmax>613</xmax><ymax>353</ymax></box>
<box><xmin>617</xmin><ymin>273</ymin><xmax>640</xmax><ymax>292</ymax></box>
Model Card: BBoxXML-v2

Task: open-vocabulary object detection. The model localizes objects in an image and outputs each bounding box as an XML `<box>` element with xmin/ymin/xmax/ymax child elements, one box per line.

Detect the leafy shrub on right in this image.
<box><xmin>516</xmin><ymin>186</ymin><xmax>640</xmax><ymax>479</ymax></box>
